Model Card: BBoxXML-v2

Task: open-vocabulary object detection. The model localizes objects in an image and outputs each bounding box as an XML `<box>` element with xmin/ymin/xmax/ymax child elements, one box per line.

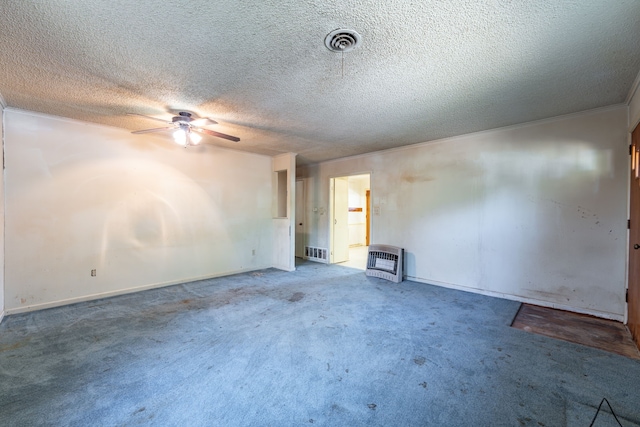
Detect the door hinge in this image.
<box><xmin>630</xmin><ymin>144</ymin><xmax>633</xmax><ymax>156</ymax></box>
<box><xmin>628</xmin><ymin>219</ymin><xmax>631</xmax><ymax>229</ymax></box>
<box><xmin>626</xmin><ymin>289</ymin><xmax>629</xmax><ymax>303</ymax></box>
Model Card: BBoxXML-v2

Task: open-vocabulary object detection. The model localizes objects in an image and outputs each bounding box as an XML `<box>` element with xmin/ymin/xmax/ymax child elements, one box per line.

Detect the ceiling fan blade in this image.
<box><xmin>132</xmin><ymin>126</ymin><xmax>174</xmax><ymax>134</ymax></box>
<box><xmin>127</xmin><ymin>113</ymin><xmax>170</xmax><ymax>124</ymax></box>
<box><xmin>191</xmin><ymin>117</ymin><xmax>219</xmax><ymax>126</ymax></box>
<box><xmin>195</xmin><ymin>127</ymin><xmax>240</xmax><ymax>142</ymax></box>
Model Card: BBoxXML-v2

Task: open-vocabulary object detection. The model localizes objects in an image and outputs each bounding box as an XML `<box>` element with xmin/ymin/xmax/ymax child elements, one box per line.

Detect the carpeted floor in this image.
<box><xmin>1</xmin><ymin>260</ymin><xmax>639</xmax><ymax>426</ymax></box>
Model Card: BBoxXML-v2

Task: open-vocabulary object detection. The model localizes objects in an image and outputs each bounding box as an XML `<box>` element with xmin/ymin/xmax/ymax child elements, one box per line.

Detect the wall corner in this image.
<box><xmin>272</xmin><ymin>153</ymin><xmax>297</xmax><ymax>271</ymax></box>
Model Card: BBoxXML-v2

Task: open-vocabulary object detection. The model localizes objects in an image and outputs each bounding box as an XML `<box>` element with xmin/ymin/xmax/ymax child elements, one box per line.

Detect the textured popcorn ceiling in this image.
<box><xmin>1</xmin><ymin>0</ymin><xmax>639</xmax><ymax>164</ymax></box>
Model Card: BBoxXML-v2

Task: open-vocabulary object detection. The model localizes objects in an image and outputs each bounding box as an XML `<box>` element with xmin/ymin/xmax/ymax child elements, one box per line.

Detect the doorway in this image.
<box><xmin>329</xmin><ymin>173</ymin><xmax>371</xmax><ymax>269</ymax></box>
<box><xmin>629</xmin><ymin>123</ymin><xmax>640</xmax><ymax>349</ymax></box>
<box><xmin>295</xmin><ymin>179</ymin><xmax>305</xmax><ymax>258</ymax></box>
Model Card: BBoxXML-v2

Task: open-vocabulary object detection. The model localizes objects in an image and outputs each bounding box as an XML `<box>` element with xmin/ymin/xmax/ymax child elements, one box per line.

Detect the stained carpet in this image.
<box><xmin>1</xmin><ymin>261</ymin><xmax>639</xmax><ymax>426</ymax></box>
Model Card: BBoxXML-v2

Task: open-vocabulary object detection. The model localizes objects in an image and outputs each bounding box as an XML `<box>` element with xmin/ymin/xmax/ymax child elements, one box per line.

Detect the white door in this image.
<box><xmin>332</xmin><ymin>177</ymin><xmax>350</xmax><ymax>263</ymax></box>
<box><xmin>295</xmin><ymin>180</ymin><xmax>305</xmax><ymax>258</ymax></box>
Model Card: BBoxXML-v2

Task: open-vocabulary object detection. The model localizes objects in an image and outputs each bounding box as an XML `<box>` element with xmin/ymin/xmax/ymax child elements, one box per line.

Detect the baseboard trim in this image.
<box><xmin>0</xmin><ymin>310</ymin><xmax>4</xmax><ymax>324</ymax></box>
<box><xmin>272</xmin><ymin>264</ymin><xmax>296</xmax><ymax>272</ymax></box>
<box><xmin>406</xmin><ymin>275</ymin><xmax>625</xmax><ymax>322</ymax></box>
<box><xmin>5</xmin><ymin>265</ymin><xmax>272</xmax><ymax>316</ymax></box>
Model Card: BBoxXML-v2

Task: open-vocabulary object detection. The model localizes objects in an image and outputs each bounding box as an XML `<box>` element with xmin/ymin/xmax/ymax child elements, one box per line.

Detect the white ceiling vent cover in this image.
<box><xmin>324</xmin><ymin>29</ymin><xmax>362</xmax><ymax>52</ymax></box>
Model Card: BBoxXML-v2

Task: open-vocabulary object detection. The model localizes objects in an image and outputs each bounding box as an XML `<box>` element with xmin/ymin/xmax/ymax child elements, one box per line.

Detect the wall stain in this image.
<box><xmin>400</xmin><ymin>172</ymin><xmax>435</xmax><ymax>183</ymax></box>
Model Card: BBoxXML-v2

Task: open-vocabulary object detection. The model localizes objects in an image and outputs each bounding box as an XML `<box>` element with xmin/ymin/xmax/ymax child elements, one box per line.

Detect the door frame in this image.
<box><xmin>628</xmin><ymin>123</ymin><xmax>640</xmax><ymax>349</ymax></box>
<box><xmin>295</xmin><ymin>179</ymin><xmax>305</xmax><ymax>258</ymax></box>
<box><xmin>366</xmin><ymin>190</ymin><xmax>371</xmax><ymax>246</ymax></box>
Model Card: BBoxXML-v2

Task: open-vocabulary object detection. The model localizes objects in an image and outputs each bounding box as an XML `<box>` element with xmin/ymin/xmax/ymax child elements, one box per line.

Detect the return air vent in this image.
<box><xmin>365</xmin><ymin>244</ymin><xmax>404</xmax><ymax>283</ymax></box>
<box><xmin>305</xmin><ymin>246</ymin><xmax>328</xmax><ymax>263</ymax></box>
<box><xmin>324</xmin><ymin>29</ymin><xmax>362</xmax><ymax>53</ymax></box>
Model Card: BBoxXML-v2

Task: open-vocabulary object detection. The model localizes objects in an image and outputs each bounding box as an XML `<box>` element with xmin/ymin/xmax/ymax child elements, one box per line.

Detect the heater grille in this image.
<box><xmin>305</xmin><ymin>246</ymin><xmax>328</xmax><ymax>263</ymax></box>
<box><xmin>366</xmin><ymin>244</ymin><xmax>404</xmax><ymax>283</ymax></box>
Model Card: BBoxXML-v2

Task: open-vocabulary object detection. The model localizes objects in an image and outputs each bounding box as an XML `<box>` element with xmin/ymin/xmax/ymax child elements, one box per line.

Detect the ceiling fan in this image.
<box><xmin>129</xmin><ymin>111</ymin><xmax>240</xmax><ymax>146</ymax></box>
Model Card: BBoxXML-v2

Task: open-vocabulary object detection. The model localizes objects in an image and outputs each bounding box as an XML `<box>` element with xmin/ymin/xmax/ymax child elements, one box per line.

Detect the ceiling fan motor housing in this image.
<box><xmin>173</xmin><ymin>112</ymin><xmax>193</xmax><ymax>124</ymax></box>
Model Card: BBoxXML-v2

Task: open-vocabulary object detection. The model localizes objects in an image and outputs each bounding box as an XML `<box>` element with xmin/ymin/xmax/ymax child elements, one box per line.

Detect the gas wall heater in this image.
<box><xmin>365</xmin><ymin>244</ymin><xmax>404</xmax><ymax>283</ymax></box>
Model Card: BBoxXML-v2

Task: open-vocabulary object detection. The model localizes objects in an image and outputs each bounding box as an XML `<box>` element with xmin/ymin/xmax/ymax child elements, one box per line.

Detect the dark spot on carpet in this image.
<box><xmin>331</xmin><ymin>403</ymin><xmax>347</xmax><ymax>413</ymax></box>
<box><xmin>309</xmin><ymin>419</ymin><xmax>314</xmax><ymax>423</ymax></box>
<box><xmin>0</xmin><ymin>338</ymin><xmax>31</xmax><ymax>352</ymax></box>
<box><xmin>134</xmin><ymin>407</ymin><xmax>145</xmax><ymax>414</ymax></box>
<box><xmin>368</xmin><ymin>403</ymin><xmax>377</xmax><ymax>410</ymax></box>
<box><xmin>289</xmin><ymin>292</ymin><xmax>305</xmax><ymax>302</ymax></box>
<box><xmin>419</xmin><ymin>382</ymin><xmax>427</xmax><ymax>389</ymax></box>
<box><xmin>413</xmin><ymin>356</ymin><xmax>426</xmax><ymax>365</ymax></box>
<box><xmin>181</xmin><ymin>299</ymin><xmax>191</xmax><ymax>304</ymax></box>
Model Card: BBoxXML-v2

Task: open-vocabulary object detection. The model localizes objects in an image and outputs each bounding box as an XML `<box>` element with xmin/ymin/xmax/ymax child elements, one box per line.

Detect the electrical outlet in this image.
<box><xmin>91</xmin><ymin>269</ymin><xmax>96</xmax><ymax>277</ymax></box>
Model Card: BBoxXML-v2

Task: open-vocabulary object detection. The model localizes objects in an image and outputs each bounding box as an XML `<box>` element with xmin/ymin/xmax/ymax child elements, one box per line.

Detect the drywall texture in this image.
<box><xmin>298</xmin><ymin>106</ymin><xmax>629</xmax><ymax>319</ymax></box>
<box><xmin>4</xmin><ymin>109</ymin><xmax>273</xmax><ymax>313</ymax></box>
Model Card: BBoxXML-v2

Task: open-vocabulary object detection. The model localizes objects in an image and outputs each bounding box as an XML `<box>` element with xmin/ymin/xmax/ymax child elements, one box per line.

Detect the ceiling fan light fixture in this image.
<box><xmin>130</xmin><ymin>111</ymin><xmax>239</xmax><ymax>144</ymax></box>
<box><xmin>173</xmin><ymin>128</ymin><xmax>187</xmax><ymax>146</ymax></box>
<box><xmin>189</xmin><ymin>132</ymin><xmax>202</xmax><ymax>145</ymax></box>
<box><xmin>173</xmin><ymin>127</ymin><xmax>202</xmax><ymax>146</ymax></box>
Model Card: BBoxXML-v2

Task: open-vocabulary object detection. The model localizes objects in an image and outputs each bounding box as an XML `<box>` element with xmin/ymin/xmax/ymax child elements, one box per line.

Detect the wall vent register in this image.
<box><xmin>365</xmin><ymin>244</ymin><xmax>404</xmax><ymax>283</ymax></box>
<box><xmin>305</xmin><ymin>246</ymin><xmax>328</xmax><ymax>263</ymax></box>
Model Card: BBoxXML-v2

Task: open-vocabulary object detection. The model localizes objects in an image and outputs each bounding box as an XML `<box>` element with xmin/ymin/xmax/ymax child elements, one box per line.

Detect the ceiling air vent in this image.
<box><xmin>324</xmin><ymin>29</ymin><xmax>362</xmax><ymax>53</ymax></box>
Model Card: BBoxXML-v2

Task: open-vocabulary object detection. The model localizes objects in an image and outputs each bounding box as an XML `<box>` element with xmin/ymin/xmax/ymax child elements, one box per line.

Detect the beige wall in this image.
<box><xmin>298</xmin><ymin>106</ymin><xmax>629</xmax><ymax>320</ymax></box>
<box><xmin>630</xmin><ymin>79</ymin><xmax>640</xmax><ymax>132</ymax></box>
<box><xmin>4</xmin><ymin>109</ymin><xmax>273</xmax><ymax>313</ymax></box>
